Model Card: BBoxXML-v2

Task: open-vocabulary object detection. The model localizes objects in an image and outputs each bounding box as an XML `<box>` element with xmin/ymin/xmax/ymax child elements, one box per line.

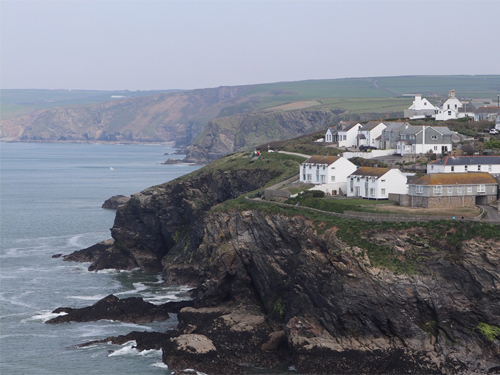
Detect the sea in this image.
<box><xmin>0</xmin><ymin>142</ymin><xmax>200</xmax><ymax>374</ymax></box>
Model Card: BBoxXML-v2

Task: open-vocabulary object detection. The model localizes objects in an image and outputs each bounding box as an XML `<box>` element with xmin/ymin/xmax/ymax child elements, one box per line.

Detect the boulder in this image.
<box><xmin>102</xmin><ymin>195</ymin><xmax>130</xmax><ymax>209</ymax></box>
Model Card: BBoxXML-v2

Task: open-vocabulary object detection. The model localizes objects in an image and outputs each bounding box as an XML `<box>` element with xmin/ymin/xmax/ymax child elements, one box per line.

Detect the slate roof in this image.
<box><xmin>342</xmin><ymin>122</ymin><xmax>361</xmax><ymax>132</ymax></box>
<box><xmin>350</xmin><ymin>167</ymin><xmax>390</xmax><ymax>178</ymax></box>
<box><xmin>360</xmin><ymin>121</ymin><xmax>384</xmax><ymax>131</ymax></box>
<box><xmin>303</xmin><ymin>155</ymin><xmax>340</xmax><ymax>165</ymax></box>
<box><xmin>430</xmin><ymin>155</ymin><xmax>500</xmax><ymax>166</ymax></box>
<box><xmin>409</xmin><ymin>172</ymin><xmax>498</xmax><ymax>186</ymax></box>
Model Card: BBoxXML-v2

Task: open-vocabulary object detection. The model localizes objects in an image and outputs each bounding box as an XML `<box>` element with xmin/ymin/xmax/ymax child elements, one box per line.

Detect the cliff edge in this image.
<box><xmin>63</xmin><ymin>152</ymin><xmax>500</xmax><ymax>374</ymax></box>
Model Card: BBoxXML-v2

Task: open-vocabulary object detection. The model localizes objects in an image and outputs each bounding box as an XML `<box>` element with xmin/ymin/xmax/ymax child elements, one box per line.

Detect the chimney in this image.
<box><xmin>453</xmin><ymin>152</ymin><xmax>457</xmax><ymax>158</ymax></box>
<box><xmin>449</xmin><ymin>90</ymin><xmax>456</xmax><ymax>99</ymax></box>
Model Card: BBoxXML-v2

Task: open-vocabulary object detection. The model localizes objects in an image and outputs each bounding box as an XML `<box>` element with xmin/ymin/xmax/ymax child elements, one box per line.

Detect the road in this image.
<box><xmin>278</xmin><ymin>151</ymin><xmax>311</xmax><ymax>159</ymax></box>
<box><xmin>478</xmin><ymin>205</ymin><xmax>500</xmax><ymax>222</ymax></box>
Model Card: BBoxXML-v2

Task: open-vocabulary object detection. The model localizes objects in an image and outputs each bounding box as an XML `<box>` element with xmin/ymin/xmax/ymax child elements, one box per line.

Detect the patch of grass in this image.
<box><xmin>477</xmin><ymin>322</ymin><xmax>500</xmax><ymax>342</ymax></box>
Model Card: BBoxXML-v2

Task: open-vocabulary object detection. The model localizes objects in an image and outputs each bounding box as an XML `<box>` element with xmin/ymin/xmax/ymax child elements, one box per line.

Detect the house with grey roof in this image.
<box><xmin>325</xmin><ymin>121</ymin><xmax>362</xmax><ymax>147</ymax></box>
<box><xmin>396</xmin><ymin>125</ymin><xmax>453</xmax><ymax>156</ymax></box>
<box><xmin>428</xmin><ymin>155</ymin><xmax>500</xmax><ymax>175</ymax></box>
<box><xmin>357</xmin><ymin>121</ymin><xmax>386</xmax><ymax>148</ymax></box>
<box><xmin>379</xmin><ymin>121</ymin><xmax>410</xmax><ymax>150</ymax></box>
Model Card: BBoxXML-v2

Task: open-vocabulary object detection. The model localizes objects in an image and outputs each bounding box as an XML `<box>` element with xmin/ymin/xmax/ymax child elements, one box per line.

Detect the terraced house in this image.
<box><xmin>396</xmin><ymin>124</ymin><xmax>453</xmax><ymax>156</ymax></box>
<box><xmin>405</xmin><ymin>173</ymin><xmax>498</xmax><ymax>208</ymax></box>
<box><xmin>428</xmin><ymin>155</ymin><xmax>500</xmax><ymax>175</ymax></box>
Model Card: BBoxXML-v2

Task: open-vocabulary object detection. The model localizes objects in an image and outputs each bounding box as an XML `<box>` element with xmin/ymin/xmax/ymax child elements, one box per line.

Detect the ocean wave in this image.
<box><xmin>25</xmin><ymin>310</ymin><xmax>68</xmax><ymax>323</ymax></box>
<box><xmin>150</xmin><ymin>362</ymin><xmax>169</xmax><ymax>369</ymax></box>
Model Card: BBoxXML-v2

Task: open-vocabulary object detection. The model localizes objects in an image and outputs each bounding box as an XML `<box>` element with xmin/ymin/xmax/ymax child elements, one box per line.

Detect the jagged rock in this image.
<box><xmin>102</xmin><ymin>195</ymin><xmax>130</xmax><ymax>209</ymax></box>
<box><xmin>46</xmin><ymin>294</ymin><xmax>171</xmax><ymax>324</ymax></box>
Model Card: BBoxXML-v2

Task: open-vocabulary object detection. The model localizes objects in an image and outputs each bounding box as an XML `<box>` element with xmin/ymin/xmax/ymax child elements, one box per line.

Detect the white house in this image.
<box><xmin>325</xmin><ymin>121</ymin><xmax>362</xmax><ymax>147</ymax></box>
<box><xmin>357</xmin><ymin>122</ymin><xmax>386</xmax><ymax>148</ymax></box>
<box><xmin>427</xmin><ymin>155</ymin><xmax>500</xmax><ymax>175</ymax></box>
<box><xmin>347</xmin><ymin>167</ymin><xmax>408</xmax><ymax>200</ymax></box>
<box><xmin>435</xmin><ymin>90</ymin><xmax>474</xmax><ymax>121</ymax></box>
<box><xmin>300</xmin><ymin>155</ymin><xmax>358</xmax><ymax>195</ymax></box>
<box><xmin>404</xmin><ymin>94</ymin><xmax>439</xmax><ymax>119</ymax></box>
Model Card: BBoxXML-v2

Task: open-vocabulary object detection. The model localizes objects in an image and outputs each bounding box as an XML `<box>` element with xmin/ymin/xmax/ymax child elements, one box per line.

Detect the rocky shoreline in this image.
<box><xmin>56</xmin><ymin>154</ymin><xmax>500</xmax><ymax>374</ymax></box>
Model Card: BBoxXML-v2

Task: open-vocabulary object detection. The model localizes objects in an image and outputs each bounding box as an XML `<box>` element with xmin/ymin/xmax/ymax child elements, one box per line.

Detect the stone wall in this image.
<box><xmin>394</xmin><ymin>194</ymin><xmax>497</xmax><ymax>209</ymax></box>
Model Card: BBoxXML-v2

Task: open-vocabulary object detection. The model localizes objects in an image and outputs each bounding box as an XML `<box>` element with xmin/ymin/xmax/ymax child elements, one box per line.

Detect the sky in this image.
<box><xmin>1</xmin><ymin>0</ymin><xmax>499</xmax><ymax>91</ymax></box>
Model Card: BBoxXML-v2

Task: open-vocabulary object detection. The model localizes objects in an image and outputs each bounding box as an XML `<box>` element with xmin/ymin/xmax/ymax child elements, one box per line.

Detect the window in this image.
<box><xmin>451</xmin><ymin>166</ymin><xmax>454</xmax><ymax>172</ymax></box>
<box><xmin>431</xmin><ymin>165</ymin><xmax>434</xmax><ymax>170</ymax></box>
<box><xmin>457</xmin><ymin>187</ymin><xmax>463</xmax><ymax>194</ymax></box>
<box><xmin>434</xmin><ymin>185</ymin><xmax>443</xmax><ymax>195</ymax></box>
<box><xmin>431</xmin><ymin>135</ymin><xmax>438</xmax><ymax>140</ymax></box>
<box><xmin>372</xmin><ymin>177</ymin><xmax>376</xmax><ymax>182</ymax></box>
<box><xmin>370</xmin><ymin>188</ymin><xmax>375</xmax><ymax>197</ymax></box>
<box><xmin>434</xmin><ymin>146</ymin><xmax>438</xmax><ymax>151</ymax></box>
<box><xmin>467</xmin><ymin>186</ymin><xmax>472</xmax><ymax>193</ymax></box>
<box><xmin>381</xmin><ymin>179</ymin><xmax>385</xmax><ymax>182</ymax></box>
<box><xmin>331</xmin><ymin>176</ymin><xmax>335</xmax><ymax>182</ymax></box>
<box><xmin>478</xmin><ymin>185</ymin><xmax>486</xmax><ymax>193</ymax></box>
<box><xmin>488</xmin><ymin>165</ymin><xmax>492</xmax><ymax>172</ymax></box>
<box><xmin>448</xmin><ymin>187</ymin><xmax>453</xmax><ymax>194</ymax></box>
<box><xmin>478</xmin><ymin>165</ymin><xmax>481</xmax><ymax>171</ymax></box>
<box><xmin>356</xmin><ymin>177</ymin><xmax>360</xmax><ymax>182</ymax></box>
<box><xmin>416</xmin><ymin>185</ymin><xmax>423</xmax><ymax>194</ymax></box>
<box><xmin>381</xmin><ymin>188</ymin><xmax>386</xmax><ymax>195</ymax></box>
<box><xmin>320</xmin><ymin>175</ymin><xmax>326</xmax><ymax>183</ymax></box>
<box><xmin>306</xmin><ymin>174</ymin><xmax>312</xmax><ymax>181</ymax></box>
<box><xmin>465</xmin><ymin>166</ymin><xmax>468</xmax><ymax>172</ymax></box>
<box><xmin>448</xmin><ymin>111</ymin><xmax>452</xmax><ymax>115</ymax></box>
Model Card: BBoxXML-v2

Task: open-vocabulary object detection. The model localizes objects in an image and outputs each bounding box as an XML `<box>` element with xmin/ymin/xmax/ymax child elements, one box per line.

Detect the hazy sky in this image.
<box><xmin>1</xmin><ymin>0</ymin><xmax>499</xmax><ymax>91</ymax></box>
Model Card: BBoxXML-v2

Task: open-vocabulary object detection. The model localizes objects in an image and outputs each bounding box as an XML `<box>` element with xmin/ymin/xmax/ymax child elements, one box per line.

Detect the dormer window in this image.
<box><xmin>431</xmin><ymin>135</ymin><xmax>438</xmax><ymax>140</ymax></box>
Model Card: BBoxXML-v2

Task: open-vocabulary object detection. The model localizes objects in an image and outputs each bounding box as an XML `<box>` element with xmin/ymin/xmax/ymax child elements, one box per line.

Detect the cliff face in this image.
<box><xmin>65</xmin><ymin>155</ymin><xmax>500</xmax><ymax>374</ymax></box>
<box><xmin>0</xmin><ymin>86</ymin><xmax>251</xmax><ymax>145</ymax></box>
<box><xmin>164</xmin><ymin>210</ymin><xmax>500</xmax><ymax>374</ymax></box>
<box><xmin>185</xmin><ymin>109</ymin><xmax>340</xmax><ymax>163</ymax></box>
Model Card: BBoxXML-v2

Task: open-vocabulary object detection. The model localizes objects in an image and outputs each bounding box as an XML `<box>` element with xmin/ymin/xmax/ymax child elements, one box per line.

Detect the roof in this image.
<box><xmin>430</xmin><ymin>155</ymin><xmax>500</xmax><ymax>166</ymax></box>
<box><xmin>303</xmin><ymin>155</ymin><xmax>340</xmax><ymax>165</ymax></box>
<box><xmin>341</xmin><ymin>122</ymin><xmax>361</xmax><ymax>132</ymax></box>
<box><xmin>350</xmin><ymin>167</ymin><xmax>390</xmax><ymax>178</ymax></box>
<box><xmin>360</xmin><ymin>121</ymin><xmax>384</xmax><ymax>131</ymax></box>
<box><xmin>410</xmin><ymin>172</ymin><xmax>498</xmax><ymax>186</ymax></box>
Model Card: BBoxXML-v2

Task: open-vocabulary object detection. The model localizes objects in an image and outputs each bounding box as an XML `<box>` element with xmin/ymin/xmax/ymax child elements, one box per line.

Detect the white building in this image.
<box><xmin>325</xmin><ymin>122</ymin><xmax>362</xmax><ymax>147</ymax></box>
<box><xmin>357</xmin><ymin>121</ymin><xmax>386</xmax><ymax>148</ymax></box>
<box><xmin>300</xmin><ymin>155</ymin><xmax>358</xmax><ymax>195</ymax></box>
<box><xmin>347</xmin><ymin>167</ymin><xmax>408</xmax><ymax>200</ymax></box>
<box><xmin>435</xmin><ymin>90</ymin><xmax>474</xmax><ymax>121</ymax></box>
<box><xmin>404</xmin><ymin>94</ymin><xmax>439</xmax><ymax>119</ymax></box>
<box><xmin>427</xmin><ymin>155</ymin><xmax>500</xmax><ymax>175</ymax></box>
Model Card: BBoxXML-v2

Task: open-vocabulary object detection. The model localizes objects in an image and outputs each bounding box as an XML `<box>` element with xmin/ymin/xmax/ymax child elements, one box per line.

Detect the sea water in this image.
<box><xmin>0</xmin><ymin>143</ymin><xmax>199</xmax><ymax>374</ymax></box>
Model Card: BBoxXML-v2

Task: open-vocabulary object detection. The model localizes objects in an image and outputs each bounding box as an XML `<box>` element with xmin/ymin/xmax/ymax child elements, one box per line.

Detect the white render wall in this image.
<box><xmin>300</xmin><ymin>157</ymin><xmax>358</xmax><ymax>185</ymax></box>
<box><xmin>428</xmin><ymin>163</ymin><xmax>500</xmax><ymax>174</ymax></box>
<box><xmin>347</xmin><ymin>169</ymin><xmax>407</xmax><ymax>199</ymax></box>
<box><xmin>338</xmin><ymin>125</ymin><xmax>361</xmax><ymax>147</ymax></box>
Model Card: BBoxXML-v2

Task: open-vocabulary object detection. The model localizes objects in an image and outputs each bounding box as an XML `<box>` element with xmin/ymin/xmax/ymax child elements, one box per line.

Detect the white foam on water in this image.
<box><xmin>182</xmin><ymin>369</ymin><xmax>208</xmax><ymax>375</ymax></box>
<box><xmin>151</xmin><ymin>362</ymin><xmax>169</xmax><ymax>369</ymax></box>
<box><xmin>25</xmin><ymin>310</ymin><xmax>68</xmax><ymax>323</ymax></box>
<box><xmin>67</xmin><ymin>234</ymin><xmax>85</xmax><ymax>248</ymax></box>
<box><xmin>138</xmin><ymin>348</ymin><xmax>162</xmax><ymax>357</ymax></box>
<box><xmin>0</xmin><ymin>292</ymin><xmax>35</xmax><ymax>309</ymax></box>
<box><xmin>107</xmin><ymin>340</ymin><xmax>137</xmax><ymax>357</ymax></box>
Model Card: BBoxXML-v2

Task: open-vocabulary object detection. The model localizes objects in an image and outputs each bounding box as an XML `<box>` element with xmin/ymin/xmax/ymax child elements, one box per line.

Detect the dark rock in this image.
<box><xmin>51</xmin><ymin>253</ymin><xmax>63</xmax><ymax>258</ymax></box>
<box><xmin>102</xmin><ymin>195</ymin><xmax>130</xmax><ymax>209</ymax></box>
<box><xmin>46</xmin><ymin>294</ymin><xmax>171</xmax><ymax>324</ymax></box>
<box><xmin>63</xmin><ymin>239</ymin><xmax>139</xmax><ymax>271</ymax></box>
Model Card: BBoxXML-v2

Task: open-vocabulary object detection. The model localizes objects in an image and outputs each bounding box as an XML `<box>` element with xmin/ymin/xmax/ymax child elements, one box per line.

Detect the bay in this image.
<box><xmin>0</xmin><ymin>142</ymin><xmax>199</xmax><ymax>374</ymax></box>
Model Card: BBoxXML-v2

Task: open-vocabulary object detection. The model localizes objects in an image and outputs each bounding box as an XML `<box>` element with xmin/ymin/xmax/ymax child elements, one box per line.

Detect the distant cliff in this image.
<box><xmin>0</xmin><ymin>86</ymin><xmax>251</xmax><ymax>145</ymax></box>
<box><xmin>64</xmin><ymin>152</ymin><xmax>500</xmax><ymax>374</ymax></box>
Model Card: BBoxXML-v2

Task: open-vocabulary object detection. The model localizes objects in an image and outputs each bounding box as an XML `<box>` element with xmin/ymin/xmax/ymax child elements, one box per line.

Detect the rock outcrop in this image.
<box><xmin>102</xmin><ymin>195</ymin><xmax>130</xmax><ymax>209</ymax></box>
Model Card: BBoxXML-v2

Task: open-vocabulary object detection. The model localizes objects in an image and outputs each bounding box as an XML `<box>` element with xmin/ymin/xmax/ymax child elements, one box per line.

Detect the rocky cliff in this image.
<box><xmin>63</xmin><ymin>153</ymin><xmax>500</xmax><ymax>374</ymax></box>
